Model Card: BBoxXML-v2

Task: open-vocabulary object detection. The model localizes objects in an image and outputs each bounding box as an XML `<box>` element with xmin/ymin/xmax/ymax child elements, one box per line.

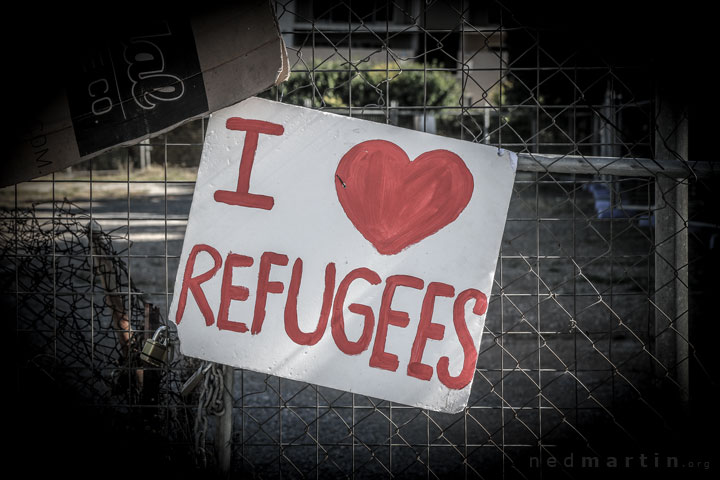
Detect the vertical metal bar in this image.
<box><xmin>500</xmin><ymin>203</ymin><xmax>506</xmax><ymax>480</ymax></box>
<box><xmin>278</xmin><ymin>377</ymin><xmax>282</xmax><ymax>473</ymax></box>
<box><xmin>126</xmin><ymin>146</ymin><xmax>132</xmax><ymax>398</ymax></box>
<box><xmin>422</xmin><ymin>15</ymin><xmax>427</xmax><ymax>134</ymax></box>
<box><xmin>241</xmin><ymin>368</ymin><xmax>245</xmax><ymax>474</ymax></box>
<box><xmin>384</xmin><ymin>3</ymin><xmax>394</xmax><ymax>474</ymax></box>
<box><xmin>89</xmin><ymin>159</ymin><xmax>95</xmax><ymax>378</ymax></box>
<box><xmin>348</xmin><ymin>0</ymin><xmax>352</xmax><ymax>118</ymax></box>
<box><xmin>571</xmin><ymin>62</ymin><xmax>579</xmax><ymax>437</ymax></box>
<box><xmin>534</xmin><ymin>30</ymin><xmax>542</xmax><ymax>465</ymax></box>
<box><xmin>385</xmin><ymin>1</ymin><xmax>389</xmax><ymax>126</ymax></box>
<box><xmin>653</xmin><ymin>87</ymin><xmax>689</xmax><ymax>410</ymax></box>
<box><xmin>164</xmin><ymin>134</ymin><xmax>169</xmax><ymax>324</ymax></box>
<box><xmin>605</xmin><ymin>85</ymin><xmax>617</xmax><ymax>416</ymax></box>
<box><xmin>460</xmin><ymin>0</ymin><xmax>465</xmax><ymax>142</ymax></box>
<box><xmin>13</xmin><ymin>182</ymin><xmax>18</xmax><ymax>395</ymax></box>
<box><xmin>315</xmin><ymin>386</ymin><xmax>319</xmax><ymax>480</ymax></box>
<box><xmin>301</xmin><ymin>5</ymin><xmax>321</xmax><ymax>476</ymax></box>
<box><xmin>497</xmin><ymin>11</ymin><xmax>506</xmax><ymax>478</ymax></box>
<box><xmin>498</xmin><ymin>11</ymin><xmax>504</xmax><ymax>150</ymax></box>
<box><xmin>461</xmin><ymin>10</ymin><xmax>467</xmax><ymax>475</ymax></box>
<box><xmin>535</xmin><ymin>171</ymin><xmax>541</xmax><ymax>462</ymax></box>
<box><xmin>217</xmin><ymin>364</ymin><xmax>235</xmax><ymax>475</ymax></box>
<box><xmin>312</xmin><ymin>10</ymin><xmax>316</xmax><ymax>108</ymax></box>
<box><xmin>352</xmin><ymin>390</ymin><xmax>355</xmax><ymax>476</ymax></box>
<box><xmin>162</xmin><ymin>126</ymin><xmax>170</xmax><ymax>433</ymax></box>
<box><xmin>422</xmin><ymin>3</ymin><xmax>430</xmax><ymax>474</ymax></box>
<box><xmin>52</xmin><ymin>172</ymin><xmax>57</xmax><ymax>374</ymax></box>
<box><xmin>534</xmin><ymin>32</ymin><xmax>540</xmax><ymax>155</ymax></box>
<box><xmin>647</xmin><ymin>174</ymin><xmax>654</xmax><ymax>374</ymax></box>
<box><xmin>608</xmin><ymin>79</ymin><xmax>616</xmax><ymax>410</ymax></box>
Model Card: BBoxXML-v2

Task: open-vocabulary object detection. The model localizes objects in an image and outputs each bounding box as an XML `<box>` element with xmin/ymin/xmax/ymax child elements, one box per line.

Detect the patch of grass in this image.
<box><xmin>0</xmin><ymin>166</ymin><xmax>198</xmax><ymax>207</ymax></box>
<box><xmin>48</xmin><ymin>165</ymin><xmax>199</xmax><ymax>182</ymax></box>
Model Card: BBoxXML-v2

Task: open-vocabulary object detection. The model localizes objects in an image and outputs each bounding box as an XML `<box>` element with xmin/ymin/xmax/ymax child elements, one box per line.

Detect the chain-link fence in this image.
<box><xmin>4</xmin><ymin>1</ymin><xmax>717</xmax><ymax>479</ymax></box>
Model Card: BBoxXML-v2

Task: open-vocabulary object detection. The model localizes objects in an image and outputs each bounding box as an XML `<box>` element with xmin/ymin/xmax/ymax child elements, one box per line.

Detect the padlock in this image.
<box><xmin>140</xmin><ymin>326</ymin><xmax>169</xmax><ymax>367</ymax></box>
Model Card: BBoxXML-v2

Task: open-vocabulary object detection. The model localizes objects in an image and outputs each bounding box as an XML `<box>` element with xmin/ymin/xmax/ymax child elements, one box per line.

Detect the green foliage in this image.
<box><xmin>261</xmin><ymin>61</ymin><xmax>462</xmax><ymax>110</ymax></box>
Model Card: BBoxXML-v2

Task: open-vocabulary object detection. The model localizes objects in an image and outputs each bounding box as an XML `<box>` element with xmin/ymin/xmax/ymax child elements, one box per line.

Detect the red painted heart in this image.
<box><xmin>335</xmin><ymin>139</ymin><xmax>474</xmax><ymax>255</ymax></box>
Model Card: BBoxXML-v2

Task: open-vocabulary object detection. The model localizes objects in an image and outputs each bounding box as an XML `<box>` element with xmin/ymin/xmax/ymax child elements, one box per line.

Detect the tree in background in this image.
<box><xmin>260</xmin><ymin>60</ymin><xmax>463</xmax><ymax>135</ymax></box>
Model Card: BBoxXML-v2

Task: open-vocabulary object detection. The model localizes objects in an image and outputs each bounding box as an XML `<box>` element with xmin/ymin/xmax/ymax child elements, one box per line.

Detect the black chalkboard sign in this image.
<box><xmin>4</xmin><ymin>0</ymin><xmax>289</xmax><ymax>187</ymax></box>
<box><xmin>66</xmin><ymin>20</ymin><xmax>208</xmax><ymax>157</ymax></box>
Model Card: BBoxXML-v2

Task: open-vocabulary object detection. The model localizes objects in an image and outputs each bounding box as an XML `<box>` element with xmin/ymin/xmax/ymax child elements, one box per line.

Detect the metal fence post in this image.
<box><xmin>653</xmin><ymin>87</ymin><xmax>689</xmax><ymax>410</ymax></box>
<box><xmin>217</xmin><ymin>365</ymin><xmax>235</xmax><ymax>475</ymax></box>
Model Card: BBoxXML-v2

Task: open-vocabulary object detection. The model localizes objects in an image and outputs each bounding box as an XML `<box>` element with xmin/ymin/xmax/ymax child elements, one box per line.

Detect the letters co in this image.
<box><xmin>66</xmin><ymin>20</ymin><xmax>208</xmax><ymax>157</ymax></box>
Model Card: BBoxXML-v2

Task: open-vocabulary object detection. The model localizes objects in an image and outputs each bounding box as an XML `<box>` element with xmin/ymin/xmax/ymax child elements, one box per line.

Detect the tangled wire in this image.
<box><xmin>1</xmin><ymin>200</ymin><xmax>219</xmax><ymax>462</ymax></box>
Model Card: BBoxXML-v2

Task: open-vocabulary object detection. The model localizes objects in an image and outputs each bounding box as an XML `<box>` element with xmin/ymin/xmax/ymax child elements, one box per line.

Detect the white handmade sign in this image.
<box><xmin>169</xmin><ymin>97</ymin><xmax>517</xmax><ymax>413</ymax></box>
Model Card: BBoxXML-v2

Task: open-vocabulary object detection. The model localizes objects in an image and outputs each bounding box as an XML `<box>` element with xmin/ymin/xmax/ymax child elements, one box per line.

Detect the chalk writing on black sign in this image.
<box><xmin>66</xmin><ymin>20</ymin><xmax>208</xmax><ymax>156</ymax></box>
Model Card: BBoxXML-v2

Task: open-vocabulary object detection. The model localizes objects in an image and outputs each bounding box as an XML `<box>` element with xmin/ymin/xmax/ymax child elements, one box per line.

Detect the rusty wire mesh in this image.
<box><xmin>4</xmin><ymin>1</ymin><xmax>717</xmax><ymax>479</ymax></box>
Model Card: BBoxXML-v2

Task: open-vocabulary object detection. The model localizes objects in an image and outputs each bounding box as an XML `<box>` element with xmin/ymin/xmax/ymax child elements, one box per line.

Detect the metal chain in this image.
<box><xmin>194</xmin><ymin>362</ymin><xmax>226</xmax><ymax>469</ymax></box>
